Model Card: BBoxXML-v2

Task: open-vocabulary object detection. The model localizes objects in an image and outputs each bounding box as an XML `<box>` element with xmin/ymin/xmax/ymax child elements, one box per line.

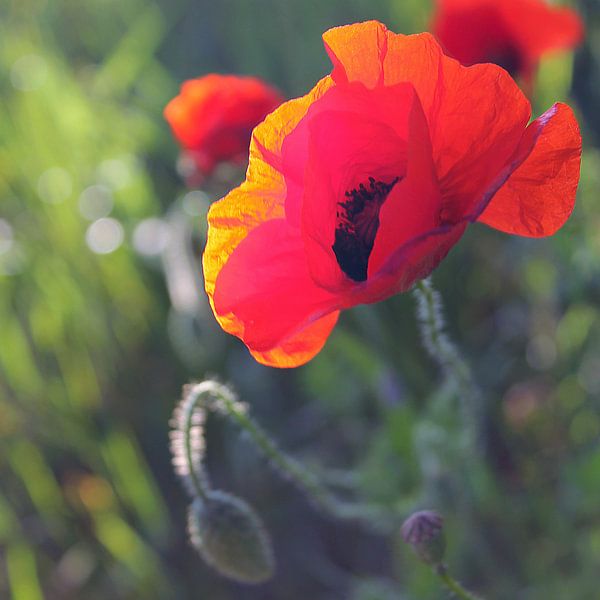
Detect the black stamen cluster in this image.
<box><xmin>333</xmin><ymin>176</ymin><xmax>400</xmax><ymax>282</ymax></box>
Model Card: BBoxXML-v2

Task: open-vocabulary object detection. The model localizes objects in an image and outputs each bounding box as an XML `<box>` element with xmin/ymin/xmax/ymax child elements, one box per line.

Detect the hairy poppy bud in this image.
<box><xmin>401</xmin><ymin>510</ymin><xmax>446</xmax><ymax>566</ymax></box>
<box><xmin>188</xmin><ymin>491</ymin><xmax>274</xmax><ymax>584</ymax></box>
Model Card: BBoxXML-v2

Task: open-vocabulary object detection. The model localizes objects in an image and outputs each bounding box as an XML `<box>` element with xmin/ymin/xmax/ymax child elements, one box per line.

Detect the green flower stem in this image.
<box><xmin>179</xmin><ymin>381</ymin><xmax>399</xmax><ymax>530</ymax></box>
<box><xmin>413</xmin><ymin>278</ymin><xmax>471</xmax><ymax>392</ymax></box>
<box><xmin>436</xmin><ymin>564</ymin><xmax>481</xmax><ymax>600</ymax></box>
<box><xmin>180</xmin><ymin>383</ymin><xmax>211</xmax><ymax>501</ymax></box>
<box><xmin>207</xmin><ymin>383</ymin><xmax>331</xmax><ymax>508</ymax></box>
<box><xmin>413</xmin><ymin>278</ymin><xmax>479</xmax><ymax>441</ymax></box>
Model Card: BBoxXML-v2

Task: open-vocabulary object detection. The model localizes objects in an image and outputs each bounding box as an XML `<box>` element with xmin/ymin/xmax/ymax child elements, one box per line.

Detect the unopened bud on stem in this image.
<box><xmin>401</xmin><ymin>510</ymin><xmax>446</xmax><ymax>566</ymax></box>
<box><xmin>188</xmin><ymin>490</ymin><xmax>275</xmax><ymax>584</ymax></box>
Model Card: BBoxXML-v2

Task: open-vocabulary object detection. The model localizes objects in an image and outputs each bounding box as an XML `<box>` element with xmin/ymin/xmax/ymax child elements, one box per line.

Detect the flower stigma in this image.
<box><xmin>333</xmin><ymin>175</ymin><xmax>401</xmax><ymax>282</ymax></box>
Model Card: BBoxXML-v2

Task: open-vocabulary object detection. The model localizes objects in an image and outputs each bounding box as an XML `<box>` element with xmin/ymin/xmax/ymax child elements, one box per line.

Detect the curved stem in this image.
<box><xmin>179</xmin><ymin>383</ymin><xmax>212</xmax><ymax>501</ymax></box>
<box><xmin>436</xmin><ymin>564</ymin><xmax>481</xmax><ymax>600</ymax></box>
<box><xmin>213</xmin><ymin>383</ymin><xmax>333</xmax><ymax>510</ymax></box>
<box><xmin>173</xmin><ymin>381</ymin><xmax>400</xmax><ymax>530</ymax></box>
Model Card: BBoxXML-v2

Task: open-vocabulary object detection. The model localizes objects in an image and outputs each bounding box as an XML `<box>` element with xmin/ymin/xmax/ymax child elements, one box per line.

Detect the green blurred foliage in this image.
<box><xmin>0</xmin><ymin>0</ymin><xmax>599</xmax><ymax>599</ymax></box>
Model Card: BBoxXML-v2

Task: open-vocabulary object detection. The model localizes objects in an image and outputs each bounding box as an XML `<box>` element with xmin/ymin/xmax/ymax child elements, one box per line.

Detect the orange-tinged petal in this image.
<box><xmin>250</xmin><ymin>76</ymin><xmax>334</xmax><ymax>175</ymax></box>
<box><xmin>203</xmin><ymin>176</ymin><xmax>285</xmax><ymax>338</ymax></box>
<box><xmin>477</xmin><ymin>102</ymin><xmax>582</xmax><ymax>236</ymax></box>
<box><xmin>323</xmin><ymin>21</ymin><xmax>388</xmax><ymax>89</ymax></box>
<box><xmin>324</xmin><ymin>23</ymin><xmax>533</xmax><ymax>219</ymax></box>
<box><xmin>250</xmin><ymin>312</ymin><xmax>340</xmax><ymax>368</ymax></box>
<box><xmin>323</xmin><ymin>24</ymin><xmax>443</xmax><ymax>111</ymax></box>
<box><xmin>203</xmin><ymin>76</ymin><xmax>334</xmax><ymax>334</ymax></box>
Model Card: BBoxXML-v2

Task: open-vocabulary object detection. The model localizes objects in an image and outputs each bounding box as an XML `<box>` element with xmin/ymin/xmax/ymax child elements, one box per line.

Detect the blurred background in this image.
<box><xmin>1</xmin><ymin>0</ymin><xmax>600</xmax><ymax>598</ymax></box>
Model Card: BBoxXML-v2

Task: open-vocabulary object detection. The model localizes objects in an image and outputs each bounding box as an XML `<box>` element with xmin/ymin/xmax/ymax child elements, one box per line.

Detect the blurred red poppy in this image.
<box><xmin>203</xmin><ymin>21</ymin><xmax>581</xmax><ymax>368</ymax></box>
<box><xmin>164</xmin><ymin>74</ymin><xmax>283</xmax><ymax>177</ymax></box>
<box><xmin>432</xmin><ymin>0</ymin><xmax>583</xmax><ymax>83</ymax></box>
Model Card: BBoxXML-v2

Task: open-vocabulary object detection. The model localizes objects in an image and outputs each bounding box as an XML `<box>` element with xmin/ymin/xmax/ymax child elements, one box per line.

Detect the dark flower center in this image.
<box><xmin>332</xmin><ymin>176</ymin><xmax>400</xmax><ymax>282</ymax></box>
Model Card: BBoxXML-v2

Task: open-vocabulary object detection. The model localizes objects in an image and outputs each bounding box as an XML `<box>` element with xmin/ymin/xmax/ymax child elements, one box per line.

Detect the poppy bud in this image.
<box><xmin>400</xmin><ymin>510</ymin><xmax>446</xmax><ymax>566</ymax></box>
<box><xmin>188</xmin><ymin>491</ymin><xmax>274</xmax><ymax>584</ymax></box>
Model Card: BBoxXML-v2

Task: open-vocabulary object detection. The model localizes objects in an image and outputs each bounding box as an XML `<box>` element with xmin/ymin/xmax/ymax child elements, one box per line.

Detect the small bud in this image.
<box><xmin>401</xmin><ymin>510</ymin><xmax>445</xmax><ymax>565</ymax></box>
<box><xmin>188</xmin><ymin>490</ymin><xmax>275</xmax><ymax>584</ymax></box>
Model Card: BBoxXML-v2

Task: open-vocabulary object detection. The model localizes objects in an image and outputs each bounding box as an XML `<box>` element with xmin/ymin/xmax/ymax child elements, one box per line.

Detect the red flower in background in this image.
<box><xmin>164</xmin><ymin>74</ymin><xmax>283</xmax><ymax>177</ymax></box>
<box><xmin>203</xmin><ymin>21</ymin><xmax>581</xmax><ymax>368</ymax></box>
<box><xmin>432</xmin><ymin>0</ymin><xmax>583</xmax><ymax>83</ymax></box>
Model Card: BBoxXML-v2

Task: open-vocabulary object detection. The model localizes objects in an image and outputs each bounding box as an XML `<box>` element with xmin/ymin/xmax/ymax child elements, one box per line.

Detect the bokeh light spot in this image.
<box><xmin>132</xmin><ymin>218</ymin><xmax>170</xmax><ymax>257</ymax></box>
<box><xmin>85</xmin><ymin>218</ymin><xmax>124</xmax><ymax>254</ymax></box>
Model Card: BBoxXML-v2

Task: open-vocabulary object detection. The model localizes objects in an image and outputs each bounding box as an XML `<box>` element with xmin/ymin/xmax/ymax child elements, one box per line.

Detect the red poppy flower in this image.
<box><xmin>164</xmin><ymin>74</ymin><xmax>283</xmax><ymax>176</ymax></box>
<box><xmin>203</xmin><ymin>21</ymin><xmax>581</xmax><ymax>368</ymax></box>
<box><xmin>432</xmin><ymin>0</ymin><xmax>584</xmax><ymax>83</ymax></box>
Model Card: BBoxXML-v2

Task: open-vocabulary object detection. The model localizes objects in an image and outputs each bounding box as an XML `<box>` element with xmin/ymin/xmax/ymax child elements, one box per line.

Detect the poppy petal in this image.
<box><xmin>280</xmin><ymin>81</ymin><xmax>421</xmax><ymax>291</ymax></box>
<box><xmin>251</xmin><ymin>76</ymin><xmax>334</xmax><ymax>175</ymax></box>
<box><xmin>433</xmin><ymin>62</ymin><xmax>531</xmax><ymax>221</ymax></box>
<box><xmin>379</xmin><ymin>223</ymin><xmax>467</xmax><ymax>295</ymax></box>
<box><xmin>323</xmin><ymin>23</ymin><xmax>442</xmax><ymax>109</ymax></box>
<box><xmin>384</xmin><ymin>35</ymin><xmax>532</xmax><ymax>220</ymax></box>
<box><xmin>368</xmin><ymin>89</ymin><xmax>442</xmax><ymax>277</ymax></box>
<box><xmin>349</xmin><ymin>222</ymin><xmax>468</xmax><ymax>305</ymax></box>
<box><xmin>477</xmin><ymin>102</ymin><xmax>581</xmax><ymax>236</ymax></box>
<box><xmin>249</xmin><ymin>311</ymin><xmax>340</xmax><ymax>368</ymax></box>
<box><xmin>302</xmin><ymin>111</ymin><xmax>411</xmax><ymax>290</ymax></box>
<box><xmin>323</xmin><ymin>23</ymin><xmax>532</xmax><ymax>221</ymax></box>
<box><xmin>212</xmin><ymin>219</ymin><xmax>339</xmax><ymax>361</ymax></box>
<box><xmin>203</xmin><ymin>176</ymin><xmax>286</xmax><ymax>328</ymax></box>
<box><xmin>204</xmin><ymin>77</ymin><xmax>334</xmax><ymax>332</ymax></box>
<box><xmin>282</xmin><ymin>81</ymin><xmax>414</xmax><ymax>229</ymax></box>
<box><xmin>302</xmin><ymin>111</ymin><xmax>405</xmax><ymax>289</ymax></box>
<box><xmin>323</xmin><ymin>21</ymin><xmax>388</xmax><ymax>89</ymax></box>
